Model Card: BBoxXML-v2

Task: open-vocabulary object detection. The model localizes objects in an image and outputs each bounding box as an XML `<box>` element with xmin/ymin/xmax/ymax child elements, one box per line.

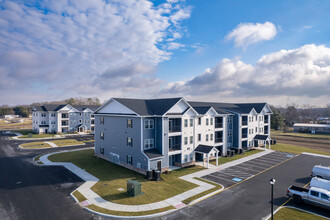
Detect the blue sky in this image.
<box><xmin>0</xmin><ymin>0</ymin><xmax>329</xmax><ymax>106</ymax></box>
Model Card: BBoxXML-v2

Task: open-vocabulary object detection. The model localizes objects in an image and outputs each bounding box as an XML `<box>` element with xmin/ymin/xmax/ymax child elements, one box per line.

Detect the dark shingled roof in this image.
<box><xmin>193</xmin><ymin>106</ymin><xmax>212</xmax><ymax>115</ymax></box>
<box><xmin>195</xmin><ymin>144</ymin><xmax>217</xmax><ymax>154</ymax></box>
<box><xmin>144</xmin><ymin>149</ymin><xmax>164</xmax><ymax>159</ymax></box>
<box><xmin>254</xmin><ymin>134</ymin><xmax>270</xmax><ymax>140</ymax></box>
<box><xmin>189</xmin><ymin>101</ymin><xmax>267</xmax><ymax>114</ymax></box>
<box><xmin>33</xmin><ymin>104</ymin><xmax>100</xmax><ymax>112</ymax></box>
<box><xmin>114</xmin><ymin>97</ymin><xmax>182</xmax><ymax>116</ymax></box>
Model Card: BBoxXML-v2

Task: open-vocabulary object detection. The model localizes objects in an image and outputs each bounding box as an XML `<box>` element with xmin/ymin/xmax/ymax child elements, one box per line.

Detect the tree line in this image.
<box><xmin>271</xmin><ymin>104</ymin><xmax>330</xmax><ymax>130</ymax></box>
<box><xmin>0</xmin><ymin>97</ymin><xmax>102</xmax><ymax>117</ymax></box>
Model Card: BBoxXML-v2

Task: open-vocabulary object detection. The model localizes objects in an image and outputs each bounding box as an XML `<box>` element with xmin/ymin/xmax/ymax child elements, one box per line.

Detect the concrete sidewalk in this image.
<box><xmin>39</xmin><ymin>148</ymin><xmax>273</xmax><ymax>213</ymax></box>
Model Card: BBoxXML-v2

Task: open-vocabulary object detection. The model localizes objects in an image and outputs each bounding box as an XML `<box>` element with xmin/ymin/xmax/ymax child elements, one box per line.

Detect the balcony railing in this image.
<box><xmin>264</xmin><ymin>119</ymin><xmax>269</xmax><ymax>123</ymax></box>
<box><xmin>242</xmin><ymin>133</ymin><xmax>248</xmax><ymax>138</ymax></box>
<box><xmin>169</xmin><ymin>126</ymin><xmax>181</xmax><ymax>133</ymax></box>
<box><xmin>215</xmin><ymin>137</ymin><xmax>223</xmax><ymax>143</ymax></box>
<box><xmin>242</xmin><ymin>121</ymin><xmax>248</xmax><ymax>126</ymax></box>
<box><xmin>169</xmin><ymin>144</ymin><xmax>181</xmax><ymax>151</ymax></box>
<box><xmin>215</xmin><ymin>123</ymin><xmax>223</xmax><ymax>128</ymax></box>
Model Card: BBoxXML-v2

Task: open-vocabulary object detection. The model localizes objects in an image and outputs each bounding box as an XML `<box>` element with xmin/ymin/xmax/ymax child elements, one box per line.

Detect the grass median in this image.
<box><xmin>210</xmin><ymin>149</ymin><xmax>262</xmax><ymax>165</ymax></box>
<box><xmin>49</xmin><ymin>149</ymin><xmax>205</xmax><ymax>205</ymax></box>
<box><xmin>274</xmin><ymin>207</ymin><xmax>327</xmax><ymax>220</ymax></box>
<box><xmin>271</xmin><ymin>143</ymin><xmax>330</xmax><ymax>156</ymax></box>
<box><xmin>20</xmin><ymin>142</ymin><xmax>52</xmax><ymax>149</ymax></box>
<box><xmin>50</xmin><ymin>139</ymin><xmax>84</xmax><ymax>147</ymax></box>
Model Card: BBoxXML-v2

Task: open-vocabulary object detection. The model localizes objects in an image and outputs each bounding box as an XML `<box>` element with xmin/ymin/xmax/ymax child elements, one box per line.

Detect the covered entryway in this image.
<box><xmin>77</xmin><ymin>124</ymin><xmax>87</xmax><ymax>133</ymax></box>
<box><xmin>195</xmin><ymin>145</ymin><xmax>219</xmax><ymax>168</ymax></box>
<box><xmin>254</xmin><ymin>134</ymin><xmax>271</xmax><ymax>149</ymax></box>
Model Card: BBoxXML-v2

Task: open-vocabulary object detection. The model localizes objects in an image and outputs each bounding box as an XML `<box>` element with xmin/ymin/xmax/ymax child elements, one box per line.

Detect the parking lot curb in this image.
<box><xmin>264</xmin><ymin>206</ymin><xmax>330</xmax><ymax>220</ymax></box>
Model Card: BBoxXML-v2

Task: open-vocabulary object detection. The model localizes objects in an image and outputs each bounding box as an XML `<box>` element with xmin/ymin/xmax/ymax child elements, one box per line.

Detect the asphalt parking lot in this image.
<box><xmin>202</xmin><ymin>151</ymin><xmax>297</xmax><ymax>188</ymax></box>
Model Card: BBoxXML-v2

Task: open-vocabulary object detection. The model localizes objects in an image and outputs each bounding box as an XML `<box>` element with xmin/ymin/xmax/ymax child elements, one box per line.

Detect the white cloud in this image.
<box><xmin>162</xmin><ymin>44</ymin><xmax>330</xmax><ymax>106</ymax></box>
<box><xmin>226</xmin><ymin>21</ymin><xmax>277</xmax><ymax>48</ymax></box>
<box><xmin>0</xmin><ymin>0</ymin><xmax>191</xmax><ymax>105</ymax></box>
<box><xmin>167</xmin><ymin>42</ymin><xmax>185</xmax><ymax>50</ymax></box>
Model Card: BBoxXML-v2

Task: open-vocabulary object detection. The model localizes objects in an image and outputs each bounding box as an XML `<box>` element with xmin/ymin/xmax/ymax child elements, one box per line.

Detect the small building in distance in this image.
<box><xmin>293</xmin><ymin>123</ymin><xmax>330</xmax><ymax>135</ymax></box>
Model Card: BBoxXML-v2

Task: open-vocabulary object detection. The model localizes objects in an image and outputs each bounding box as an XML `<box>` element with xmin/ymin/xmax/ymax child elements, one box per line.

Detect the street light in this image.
<box><xmin>270</xmin><ymin>178</ymin><xmax>276</xmax><ymax>220</ymax></box>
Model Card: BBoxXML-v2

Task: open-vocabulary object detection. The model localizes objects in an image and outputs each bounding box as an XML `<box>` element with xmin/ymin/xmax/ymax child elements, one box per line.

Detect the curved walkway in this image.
<box><xmin>38</xmin><ymin>148</ymin><xmax>273</xmax><ymax>213</ymax></box>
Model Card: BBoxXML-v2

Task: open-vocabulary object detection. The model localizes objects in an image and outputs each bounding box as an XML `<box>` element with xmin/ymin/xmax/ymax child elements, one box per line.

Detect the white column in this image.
<box><xmin>207</xmin><ymin>154</ymin><xmax>209</xmax><ymax>168</ymax></box>
<box><xmin>203</xmin><ymin>154</ymin><xmax>205</xmax><ymax>168</ymax></box>
<box><xmin>216</xmin><ymin>151</ymin><xmax>218</xmax><ymax>166</ymax></box>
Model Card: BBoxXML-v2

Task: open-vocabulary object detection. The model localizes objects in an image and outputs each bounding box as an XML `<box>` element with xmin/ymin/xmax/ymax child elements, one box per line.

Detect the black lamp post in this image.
<box><xmin>270</xmin><ymin>178</ymin><xmax>276</xmax><ymax>220</ymax></box>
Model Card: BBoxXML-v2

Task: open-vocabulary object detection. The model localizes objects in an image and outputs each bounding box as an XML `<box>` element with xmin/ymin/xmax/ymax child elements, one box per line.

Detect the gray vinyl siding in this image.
<box><xmin>232</xmin><ymin>114</ymin><xmax>240</xmax><ymax>149</ymax></box>
<box><xmin>95</xmin><ymin>115</ymin><xmax>149</xmax><ymax>170</ymax></box>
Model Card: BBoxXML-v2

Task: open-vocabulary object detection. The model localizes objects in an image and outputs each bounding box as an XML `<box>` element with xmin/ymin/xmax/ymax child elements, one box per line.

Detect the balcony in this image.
<box><xmin>215</xmin><ymin>117</ymin><xmax>223</xmax><ymax>129</ymax></box>
<box><xmin>169</xmin><ymin>144</ymin><xmax>181</xmax><ymax>151</ymax></box>
<box><xmin>215</xmin><ymin>137</ymin><xmax>223</xmax><ymax>143</ymax></box>
<box><xmin>61</xmin><ymin>113</ymin><xmax>69</xmax><ymax>118</ymax></box>
<box><xmin>61</xmin><ymin>121</ymin><xmax>69</xmax><ymax>126</ymax></box>
<box><xmin>242</xmin><ymin>120</ymin><xmax>248</xmax><ymax>126</ymax></box>
<box><xmin>242</xmin><ymin>133</ymin><xmax>248</xmax><ymax>138</ymax></box>
<box><xmin>169</xmin><ymin>118</ymin><xmax>181</xmax><ymax>133</ymax></box>
<box><xmin>169</xmin><ymin>126</ymin><xmax>181</xmax><ymax>133</ymax></box>
<box><xmin>264</xmin><ymin>116</ymin><xmax>269</xmax><ymax>124</ymax></box>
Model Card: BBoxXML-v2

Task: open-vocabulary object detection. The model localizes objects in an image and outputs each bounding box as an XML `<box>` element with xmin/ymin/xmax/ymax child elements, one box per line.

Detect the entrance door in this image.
<box><xmin>157</xmin><ymin>161</ymin><xmax>161</xmax><ymax>171</ymax></box>
<box><xmin>45</xmin><ymin>129</ymin><xmax>48</xmax><ymax>134</ymax></box>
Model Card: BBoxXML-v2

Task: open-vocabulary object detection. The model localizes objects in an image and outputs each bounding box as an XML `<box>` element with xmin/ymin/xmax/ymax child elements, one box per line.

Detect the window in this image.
<box><xmin>100</xmin><ymin>117</ymin><xmax>104</xmax><ymax>125</ymax></box>
<box><xmin>79</xmin><ymin>119</ymin><xmax>82</xmax><ymax>123</ymax></box>
<box><xmin>198</xmin><ymin>118</ymin><xmax>201</xmax><ymax>125</ymax></box>
<box><xmin>206</xmin><ymin>118</ymin><xmax>209</xmax><ymax>126</ymax></box>
<box><xmin>190</xmin><ymin>136</ymin><xmax>193</xmax><ymax>144</ymax></box>
<box><xmin>184</xmin><ymin>137</ymin><xmax>188</xmax><ymax>145</ymax></box>
<box><xmin>127</xmin><ymin>119</ymin><xmax>133</xmax><ymax>128</ymax></box>
<box><xmin>84</xmin><ymin>120</ymin><xmax>87</xmax><ymax>123</ymax></box>
<box><xmin>249</xmin><ymin>117</ymin><xmax>251</xmax><ymax>122</ymax></box>
<box><xmin>321</xmin><ymin>193</ymin><xmax>329</xmax><ymax>200</ymax></box>
<box><xmin>228</xmin><ymin>117</ymin><xmax>232</xmax><ymax>123</ymax></box>
<box><xmin>190</xmin><ymin>119</ymin><xmax>193</xmax><ymax>127</ymax></box>
<box><xmin>100</xmin><ymin>132</ymin><xmax>104</xmax><ymax>140</ymax></box>
<box><xmin>85</xmin><ymin>113</ymin><xmax>87</xmax><ymax>117</ymax></box>
<box><xmin>206</xmin><ymin>134</ymin><xmax>209</xmax><ymax>141</ymax></box>
<box><xmin>184</xmin><ymin>154</ymin><xmax>188</xmax><ymax>163</ymax></box>
<box><xmin>310</xmin><ymin>191</ymin><xmax>319</xmax><ymax>197</ymax></box>
<box><xmin>100</xmin><ymin>147</ymin><xmax>104</xmax><ymax>155</ymax></box>
<box><xmin>198</xmin><ymin>134</ymin><xmax>201</xmax><ymax>141</ymax></box>
<box><xmin>252</xmin><ymin>116</ymin><xmax>254</xmax><ymax>122</ymax></box>
<box><xmin>51</xmin><ymin>113</ymin><xmax>56</xmax><ymax>117</ymax></box>
<box><xmin>79</xmin><ymin>113</ymin><xmax>82</xmax><ymax>116</ymax></box>
<box><xmin>127</xmin><ymin>137</ymin><xmax>133</xmax><ymax>147</ymax></box>
<box><xmin>228</xmin><ymin>130</ymin><xmax>232</xmax><ymax>136</ymax></box>
<box><xmin>210</xmin><ymin>118</ymin><xmax>213</xmax><ymax>125</ymax></box>
<box><xmin>184</xmin><ymin>119</ymin><xmax>188</xmax><ymax>127</ymax></box>
<box><xmin>210</xmin><ymin>133</ymin><xmax>213</xmax><ymax>141</ymax></box>
<box><xmin>190</xmin><ymin>153</ymin><xmax>193</xmax><ymax>161</ymax></box>
<box><xmin>144</xmin><ymin>119</ymin><xmax>154</xmax><ymax>129</ymax></box>
<box><xmin>127</xmin><ymin>155</ymin><xmax>133</xmax><ymax>165</ymax></box>
<box><xmin>41</xmin><ymin>113</ymin><xmax>46</xmax><ymax>117</ymax></box>
<box><xmin>255</xmin><ymin>127</ymin><xmax>258</xmax><ymax>132</ymax></box>
<box><xmin>144</xmin><ymin>139</ymin><xmax>154</xmax><ymax>150</ymax></box>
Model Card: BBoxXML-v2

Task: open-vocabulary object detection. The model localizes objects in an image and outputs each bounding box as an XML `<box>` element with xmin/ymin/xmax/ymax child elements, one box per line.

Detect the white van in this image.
<box><xmin>312</xmin><ymin>165</ymin><xmax>330</xmax><ymax>180</ymax></box>
<box><xmin>310</xmin><ymin>177</ymin><xmax>330</xmax><ymax>191</ymax></box>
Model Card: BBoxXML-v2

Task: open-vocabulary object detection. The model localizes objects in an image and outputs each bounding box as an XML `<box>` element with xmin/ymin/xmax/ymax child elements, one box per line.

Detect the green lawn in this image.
<box><xmin>274</xmin><ymin>207</ymin><xmax>327</xmax><ymax>220</ymax></box>
<box><xmin>49</xmin><ymin>149</ymin><xmax>205</xmax><ymax>205</ymax></box>
<box><xmin>210</xmin><ymin>149</ymin><xmax>262</xmax><ymax>165</ymax></box>
<box><xmin>20</xmin><ymin>142</ymin><xmax>52</xmax><ymax>149</ymax></box>
<box><xmin>72</xmin><ymin>190</ymin><xmax>87</xmax><ymax>202</ymax></box>
<box><xmin>87</xmin><ymin>204</ymin><xmax>174</xmax><ymax>217</ymax></box>
<box><xmin>182</xmin><ymin>177</ymin><xmax>223</xmax><ymax>204</ymax></box>
<box><xmin>18</xmin><ymin>133</ymin><xmax>56</xmax><ymax>139</ymax></box>
<box><xmin>271</xmin><ymin>129</ymin><xmax>330</xmax><ymax>140</ymax></box>
<box><xmin>271</xmin><ymin>143</ymin><xmax>330</xmax><ymax>156</ymax></box>
<box><xmin>11</xmin><ymin>129</ymin><xmax>34</xmax><ymax>135</ymax></box>
<box><xmin>50</xmin><ymin>139</ymin><xmax>84</xmax><ymax>147</ymax></box>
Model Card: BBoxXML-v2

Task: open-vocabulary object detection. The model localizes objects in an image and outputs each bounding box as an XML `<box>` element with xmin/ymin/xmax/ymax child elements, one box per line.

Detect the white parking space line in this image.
<box><xmin>239</xmin><ymin>162</ymin><xmax>268</xmax><ymax>171</ymax></box>
<box><xmin>251</xmin><ymin>158</ymin><xmax>281</xmax><ymax>166</ymax></box>
<box><xmin>258</xmin><ymin>155</ymin><xmax>286</xmax><ymax>162</ymax></box>
<box><xmin>228</xmin><ymin>166</ymin><xmax>260</xmax><ymax>174</ymax></box>
<box><xmin>207</xmin><ymin>174</ymin><xmax>238</xmax><ymax>183</ymax></box>
<box><xmin>222</xmin><ymin>169</ymin><xmax>253</xmax><ymax>178</ymax></box>
<box><xmin>215</xmin><ymin>170</ymin><xmax>253</xmax><ymax>180</ymax></box>
<box><xmin>244</xmin><ymin>160</ymin><xmax>275</xmax><ymax>168</ymax></box>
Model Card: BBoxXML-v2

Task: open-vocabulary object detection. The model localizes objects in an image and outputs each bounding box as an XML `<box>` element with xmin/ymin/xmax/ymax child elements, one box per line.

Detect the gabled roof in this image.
<box><xmin>188</xmin><ymin>101</ymin><xmax>268</xmax><ymax>114</ymax></box>
<box><xmin>254</xmin><ymin>134</ymin><xmax>270</xmax><ymax>141</ymax></box>
<box><xmin>144</xmin><ymin>148</ymin><xmax>164</xmax><ymax>159</ymax></box>
<box><xmin>113</xmin><ymin>97</ymin><xmax>182</xmax><ymax>116</ymax></box>
<box><xmin>195</xmin><ymin>145</ymin><xmax>219</xmax><ymax>154</ymax></box>
<box><xmin>33</xmin><ymin>104</ymin><xmax>100</xmax><ymax>112</ymax></box>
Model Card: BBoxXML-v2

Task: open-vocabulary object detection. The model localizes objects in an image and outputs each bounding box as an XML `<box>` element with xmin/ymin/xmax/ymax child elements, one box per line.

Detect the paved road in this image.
<box><xmin>155</xmin><ymin>153</ymin><xmax>330</xmax><ymax>220</ymax></box>
<box><xmin>0</xmin><ymin>132</ymin><xmax>104</xmax><ymax>220</ymax></box>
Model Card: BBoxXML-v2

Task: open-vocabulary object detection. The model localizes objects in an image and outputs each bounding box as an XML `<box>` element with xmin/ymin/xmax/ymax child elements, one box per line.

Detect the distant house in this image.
<box><xmin>1</xmin><ymin>115</ymin><xmax>20</xmax><ymax>119</ymax></box>
<box><xmin>293</xmin><ymin>123</ymin><xmax>330</xmax><ymax>134</ymax></box>
<box><xmin>32</xmin><ymin>104</ymin><xmax>100</xmax><ymax>134</ymax></box>
<box><xmin>93</xmin><ymin>97</ymin><xmax>272</xmax><ymax>174</ymax></box>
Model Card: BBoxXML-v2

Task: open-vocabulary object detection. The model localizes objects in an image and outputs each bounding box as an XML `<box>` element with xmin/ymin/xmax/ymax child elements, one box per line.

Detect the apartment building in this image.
<box><xmin>93</xmin><ymin>97</ymin><xmax>272</xmax><ymax>174</ymax></box>
<box><xmin>32</xmin><ymin>104</ymin><xmax>100</xmax><ymax>134</ymax></box>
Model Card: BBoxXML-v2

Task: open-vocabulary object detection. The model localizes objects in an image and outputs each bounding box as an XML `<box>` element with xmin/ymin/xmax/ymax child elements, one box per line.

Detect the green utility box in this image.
<box><xmin>127</xmin><ymin>180</ymin><xmax>142</xmax><ymax>197</ymax></box>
